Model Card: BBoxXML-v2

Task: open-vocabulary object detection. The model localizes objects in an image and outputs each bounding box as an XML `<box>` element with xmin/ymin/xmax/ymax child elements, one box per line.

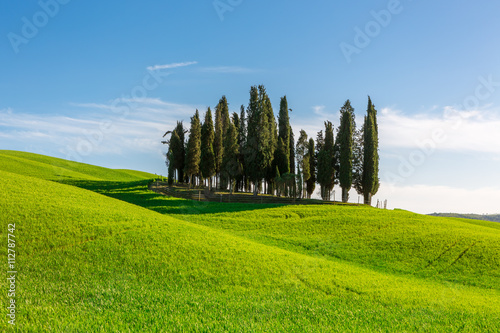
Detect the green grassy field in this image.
<box><xmin>1</xmin><ymin>150</ymin><xmax>499</xmax><ymax>332</ymax></box>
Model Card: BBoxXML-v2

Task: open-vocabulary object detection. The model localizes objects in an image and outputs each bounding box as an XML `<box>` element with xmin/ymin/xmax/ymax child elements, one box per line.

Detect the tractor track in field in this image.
<box><xmin>421</xmin><ymin>237</ymin><xmax>465</xmax><ymax>271</ymax></box>
<box><xmin>294</xmin><ymin>274</ymin><xmax>365</xmax><ymax>296</ymax></box>
<box><xmin>439</xmin><ymin>242</ymin><xmax>477</xmax><ymax>274</ymax></box>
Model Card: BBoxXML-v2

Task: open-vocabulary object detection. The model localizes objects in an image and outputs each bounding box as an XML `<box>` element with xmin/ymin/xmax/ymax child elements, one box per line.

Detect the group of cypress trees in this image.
<box><xmin>163</xmin><ymin>86</ymin><xmax>379</xmax><ymax>205</ymax></box>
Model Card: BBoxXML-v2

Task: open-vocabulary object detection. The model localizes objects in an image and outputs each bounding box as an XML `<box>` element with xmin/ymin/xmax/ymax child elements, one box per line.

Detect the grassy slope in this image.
<box><xmin>178</xmin><ymin>205</ymin><xmax>500</xmax><ymax>290</ymax></box>
<box><xmin>0</xmin><ymin>150</ymin><xmax>156</xmax><ymax>182</ymax></box>
<box><xmin>1</xmin><ymin>151</ymin><xmax>499</xmax><ymax>331</ymax></box>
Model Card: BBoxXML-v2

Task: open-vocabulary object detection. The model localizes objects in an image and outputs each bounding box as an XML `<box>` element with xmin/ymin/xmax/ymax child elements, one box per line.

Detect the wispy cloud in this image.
<box><xmin>146</xmin><ymin>61</ymin><xmax>197</xmax><ymax>71</ymax></box>
<box><xmin>199</xmin><ymin>66</ymin><xmax>256</xmax><ymax>74</ymax></box>
<box><xmin>0</xmin><ymin>98</ymin><xmax>203</xmax><ymax>160</ymax></box>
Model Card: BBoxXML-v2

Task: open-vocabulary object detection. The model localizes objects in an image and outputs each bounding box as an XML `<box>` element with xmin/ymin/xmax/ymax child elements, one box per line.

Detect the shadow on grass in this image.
<box><xmin>59</xmin><ymin>179</ymin><xmax>284</xmax><ymax>216</ymax></box>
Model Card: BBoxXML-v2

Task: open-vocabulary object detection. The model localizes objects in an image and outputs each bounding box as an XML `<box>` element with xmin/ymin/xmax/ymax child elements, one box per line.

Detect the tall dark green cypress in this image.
<box><xmin>171</xmin><ymin>122</ymin><xmax>186</xmax><ymax>183</ymax></box>
<box><xmin>259</xmin><ymin>86</ymin><xmax>277</xmax><ymax>194</ymax></box>
<box><xmin>219</xmin><ymin>96</ymin><xmax>230</xmax><ymax>134</ymax></box>
<box><xmin>362</xmin><ymin>96</ymin><xmax>380</xmax><ymax>205</ymax></box>
<box><xmin>306</xmin><ymin>138</ymin><xmax>316</xmax><ymax>199</ymax></box>
<box><xmin>222</xmin><ymin>120</ymin><xmax>241</xmax><ymax>194</ymax></box>
<box><xmin>245</xmin><ymin>86</ymin><xmax>263</xmax><ymax>195</ymax></box>
<box><xmin>214</xmin><ymin>104</ymin><xmax>224</xmax><ymax>189</ymax></box>
<box><xmin>338</xmin><ymin>100</ymin><xmax>356</xmax><ymax>203</ymax></box>
<box><xmin>167</xmin><ymin>148</ymin><xmax>175</xmax><ymax>186</ymax></box>
<box><xmin>185</xmin><ymin>110</ymin><xmax>201</xmax><ymax>187</ymax></box>
<box><xmin>200</xmin><ymin>107</ymin><xmax>216</xmax><ymax>190</ymax></box>
<box><xmin>276</xmin><ymin>96</ymin><xmax>291</xmax><ymax>174</ymax></box>
<box><xmin>317</xmin><ymin>121</ymin><xmax>335</xmax><ymax>200</ymax></box>
<box><xmin>289</xmin><ymin>129</ymin><xmax>296</xmax><ymax>197</ymax></box>
<box><xmin>217</xmin><ymin>96</ymin><xmax>230</xmax><ymax>190</ymax></box>
<box><xmin>232</xmin><ymin>112</ymin><xmax>242</xmax><ymax>192</ymax></box>
<box><xmin>238</xmin><ymin>105</ymin><xmax>248</xmax><ymax>192</ymax></box>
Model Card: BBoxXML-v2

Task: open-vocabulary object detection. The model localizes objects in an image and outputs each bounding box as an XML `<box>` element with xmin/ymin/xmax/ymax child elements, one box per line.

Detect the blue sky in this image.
<box><xmin>1</xmin><ymin>0</ymin><xmax>500</xmax><ymax>214</ymax></box>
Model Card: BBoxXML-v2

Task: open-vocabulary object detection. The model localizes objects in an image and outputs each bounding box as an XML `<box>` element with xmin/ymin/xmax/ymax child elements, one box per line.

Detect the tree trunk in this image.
<box><xmin>342</xmin><ymin>188</ymin><xmax>349</xmax><ymax>203</ymax></box>
<box><xmin>364</xmin><ymin>192</ymin><xmax>372</xmax><ymax>205</ymax></box>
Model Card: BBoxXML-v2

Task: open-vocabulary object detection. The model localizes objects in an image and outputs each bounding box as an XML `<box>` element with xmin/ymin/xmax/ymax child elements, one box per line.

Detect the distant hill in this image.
<box><xmin>429</xmin><ymin>213</ymin><xmax>500</xmax><ymax>223</ymax></box>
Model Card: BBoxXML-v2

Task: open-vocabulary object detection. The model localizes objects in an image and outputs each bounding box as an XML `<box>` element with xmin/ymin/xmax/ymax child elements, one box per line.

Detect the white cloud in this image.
<box><xmin>146</xmin><ymin>61</ymin><xmax>197</xmax><ymax>71</ymax></box>
<box><xmin>303</xmin><ymin>182</ymin><xmax>500</xmax><ymax>215</ymax></box>
<box><xmin>379</xmin><ymin>107</ymin><xmax>500</xmax><ymax>154</ymax></box>
<box><xmin>376</xmin><ymin>183</ymin><xmax>500</xmax><ymax>215</ymax></box>
<box><xmin>292</xmin><ymin>105</ymin><xmax>500</xmax><ymax>156</ymax></box>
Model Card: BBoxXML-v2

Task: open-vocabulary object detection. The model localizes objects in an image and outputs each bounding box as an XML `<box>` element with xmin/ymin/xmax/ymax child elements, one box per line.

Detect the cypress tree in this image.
<box><xmin>200</xmin><ymin>107</ymin><xmax>216</xmax><ymax>190</ymax></box>
<box><xmin>277</xmin><ymin>96</ymin><xmax>291</xmax><ymax>174</ymax></box>
<box><xmin>232</xmin><ymin>112</ymin><xmax>243</xmax><ymax>192</ymax></box>
<box><xmin>274</xmin><ymin>165</ymin><xmax>282</xmax><ymax>196</ymax></box>
<box><xmin>296</xmin><ymin>130</ymin><xmax>309</xmax><ymax>199</ymax></box>
<box><xmin>317</xmin><ymin>121</ymin><xmax>335</xmax><ymax>200</ymax></box>
<box><xmin>306</xmin><ymin>138</ymin><xmax>316</xmax><ymax>199</ymax></box>
<box><xmin>214</xmin><ymin>104</ymin><xmax>224</xmax><ymax>189</ymax></box>
<box><xmin>219</xmin><ymin>96</ymin><xmax>230</xmax><ymax>134</ymax></box>
<box><xmin>289</xmin><ymin>128</ymin><xmax>296</xmax><ymax>197</ymax></box>
<box><xmin>245</xmin><ymin>86</ymin><xmax>263</xmax><ymax>195</ymax></box>
<box><xmin>166</xmin><ymin>140</ymin><xmax>175</xmax><ymax>186</ymax></box>
<box><xmin>239</xmin><ymin>105</ymin><xmax>247</xmax><ymax>148</ymax></box>
<box><xmin>222</xmin><ymin>120</ymin><xmax>241</xmax><ymax>194</ymax></box>
<box><xmin>352</xmin><ymin>127</ymin><xmax>364</xmax><ymax>196</ymax></box>
<box><xmin>274</xmin><ymin>138</ymin><xmax>288</xmax><ymax>186</ymax></box>
<box><xmin>315</xmin><ymin>130</ymin><xmax>324</xmax><ymax>157</ymax></box>
<box><xmin>297</xmin><ymin>165</ymin><xmax>303</xmax><ymax>200</ymax></box>
<box><xmin>259</xmin><ymin>86</ymin><xmax>277</xmax><ymax>194</ymax></box>
<box><xmin>238</xmin><ymin>105</ymin><xmax>247</xmax><ymax>192</ymax></box>
<box><xmin>362</xmin><ymin>97</ymin><xmax>380</xmax><ymax>205</ymax></box>
<box><xmin>185</xmin><ymin>110</ymin><xmax>202</xmax><ymax>187</ymax></box>
<box><xmin>170</xmin><ymin>123</ymin><xmax>185</xmax><ymax>183</ymax></box>
<box><xmin>338</xmin><ymin>100</ymin><xmax>356</xmax><ymax>203</ymax></box>
<box><xmin>217</xmin><ymin>96</ymin><xmax>231</xmax><ymax>190</ymax></box>
<box><xmin>232</xmin><ymin>112</ymin><xmax>240</xmax><ymax>137</ymax></box>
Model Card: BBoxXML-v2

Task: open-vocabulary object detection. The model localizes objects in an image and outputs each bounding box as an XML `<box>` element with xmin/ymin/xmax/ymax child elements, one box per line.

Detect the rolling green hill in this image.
<box><xmin>1</xmin><ymin>151</ymin><xmax>499</xmax><ymax>332</ymax></box>
<box><xmin>0</xmin><ymin>150</ymin><xmax>156</xmax><ymax>182</ymax></box>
